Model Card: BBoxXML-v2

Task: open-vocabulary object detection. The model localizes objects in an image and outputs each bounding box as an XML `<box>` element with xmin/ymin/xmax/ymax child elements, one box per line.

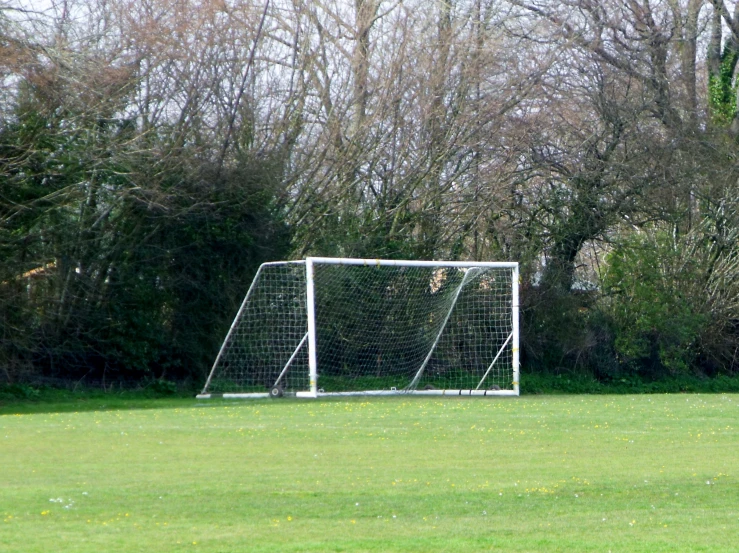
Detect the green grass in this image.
<box><xmin>1</xmin><ymin>394</ymin><xmax>738</xmax><ymax>552</ymax></box>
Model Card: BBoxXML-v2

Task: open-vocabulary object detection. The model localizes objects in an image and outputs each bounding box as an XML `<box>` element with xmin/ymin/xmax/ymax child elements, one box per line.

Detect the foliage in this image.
<box><xmin>0</xmin><ymin>87</ymin><xmax>291</xmax><ymax>383</ymax></box>
<box><xmin>0</xmin><ymin>383</ymin><xmax>41</xmax><ymax>400</ymax></box>
<box><xmin>601</xmin><ymin>232</ymin><xmax>708</xmax><ymax>375</ymax></box>
<box><xmin>708</xmin><ymin>46</ymin><xmax>739</xmax><ymax>126</ymax></box>
<box><xmin>4</xmin><ymin>0</ymin><xmax>739</xmax><ymax>386</ymax></box>
<box><xmin>146</xmin><ymin>378</ymin><xmax>178</xmax><ymax>396</ymax></box>
<box><xmin>521</xmin><ymin>371</ymin><xmax>739</xmax><ymax>394</ymax></box>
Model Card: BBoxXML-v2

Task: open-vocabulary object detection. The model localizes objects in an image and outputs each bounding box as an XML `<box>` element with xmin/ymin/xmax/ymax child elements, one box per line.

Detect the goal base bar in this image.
<box><xmin>197</xmin><ymin>389</ymin><xmax>517</xmax><ymax>399</ymax></box>
<box><xmin>196</xmin><ymin>393</ymin><xmax>270</xmax><ymax>399</ymax></box>
<box><xmin>313</xmin><ymin>389</ymin><xmax>518</xmax><ymax>397</ymax></box>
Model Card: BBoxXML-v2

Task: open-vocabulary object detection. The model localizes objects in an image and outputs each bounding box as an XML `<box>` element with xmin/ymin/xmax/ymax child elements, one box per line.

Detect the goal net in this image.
<box><xmin>198</xmin><ymin>258</ymin><xmax>519</xmax><ymax>398</ymax></box>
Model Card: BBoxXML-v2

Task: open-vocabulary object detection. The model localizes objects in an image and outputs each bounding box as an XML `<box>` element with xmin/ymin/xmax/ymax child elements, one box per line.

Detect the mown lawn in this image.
<box><xmin>1</xmin><ymin>394</ymin><xmax>737</xmax><ymax>552</ymax></box>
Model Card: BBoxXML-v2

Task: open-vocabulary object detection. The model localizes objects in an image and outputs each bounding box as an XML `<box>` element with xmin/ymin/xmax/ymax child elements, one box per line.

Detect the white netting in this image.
<box><xmin>311</xmin><ymin>262</ymin><xmax>514</xmax><ymax>393</ymax></box>
<box><xmin>203</xmin><ymin>262</ymin><xmax>309</xmax><ymax>393</ymax></box>
<box><xmin>202</xmin><ymin>259</ymin><xmax>516</xmax><ymax>396</ymax></box>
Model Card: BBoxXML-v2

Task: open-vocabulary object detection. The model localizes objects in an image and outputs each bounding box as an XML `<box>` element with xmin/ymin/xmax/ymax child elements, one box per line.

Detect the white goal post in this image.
<box><xmin>198</xmin><ymin>257</ymin><xmax>519</xmax><ymax>399</ymax></box>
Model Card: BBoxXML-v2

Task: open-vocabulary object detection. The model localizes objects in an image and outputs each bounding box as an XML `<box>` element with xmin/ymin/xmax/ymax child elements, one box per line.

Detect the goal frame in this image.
<box><xmin>198</xmin><ymin>257</ymin><xmax>519</xmax><ymax>399</ymax></box>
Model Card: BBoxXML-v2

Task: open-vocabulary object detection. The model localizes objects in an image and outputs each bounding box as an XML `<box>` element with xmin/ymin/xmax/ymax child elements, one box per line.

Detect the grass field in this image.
<box><xmin>1</xmin><ymin>394</ymin><xmax>738</xmax><ymax>552</ymax></box>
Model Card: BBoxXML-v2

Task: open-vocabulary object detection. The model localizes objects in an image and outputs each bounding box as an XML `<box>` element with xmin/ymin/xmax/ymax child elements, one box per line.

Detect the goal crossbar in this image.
<box><xmin>306</xmin><ymin>257</ymin><xmax>517</xmax><ymax>269</ymax></box>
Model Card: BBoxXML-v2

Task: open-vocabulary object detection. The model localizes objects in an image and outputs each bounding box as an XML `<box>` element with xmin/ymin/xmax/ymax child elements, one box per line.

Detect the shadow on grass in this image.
<box><xmin>0</xmin><ymin>385</ymin><xmax>225</xmax><ymax>415</ymax></box>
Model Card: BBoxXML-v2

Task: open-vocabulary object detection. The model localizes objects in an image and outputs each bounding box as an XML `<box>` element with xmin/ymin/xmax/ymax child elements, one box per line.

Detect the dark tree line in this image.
<box><xmin>1</xmin><ymin>0</ymin><xmax>739</xmax><ymax>386</ymax></box>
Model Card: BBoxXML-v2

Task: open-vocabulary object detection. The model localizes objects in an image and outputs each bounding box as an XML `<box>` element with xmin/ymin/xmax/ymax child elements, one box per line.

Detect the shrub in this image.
<box><xmin>601</xmin><ymin>232</ymin><xmax>708</xmax><ymax>375</ymax></box>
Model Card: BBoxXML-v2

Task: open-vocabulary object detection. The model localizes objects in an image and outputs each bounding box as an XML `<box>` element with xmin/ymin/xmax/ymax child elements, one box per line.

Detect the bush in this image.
<box><xmin>520</xmin><ymin>275</ymin><xmax>620</xmax><ymax>379</ymax></box>
<box><xmin>601</xmin><ymin>232</ymin><xmax>708</xmax><ymax>376</ymax></box>
<box><xmin>0</xmin><ymin>384</ymin><xmax>41</xmax><ymax>400</ymax></box>
<box><xmin>148</xmin><ymin>379</ymin><xmax>178</xmax><ymax>396</ymax></box>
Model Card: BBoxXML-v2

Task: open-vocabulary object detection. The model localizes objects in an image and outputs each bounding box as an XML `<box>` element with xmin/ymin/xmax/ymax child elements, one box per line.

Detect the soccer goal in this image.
<box><xmin>197</xmin><ymin>257</ymin><xmax>519</xmax><ymax>399</ymax></box>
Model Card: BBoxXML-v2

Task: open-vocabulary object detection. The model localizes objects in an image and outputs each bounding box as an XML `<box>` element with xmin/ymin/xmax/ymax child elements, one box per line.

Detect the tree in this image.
<box><xmin>0</xmin><ymin>0</ymin><xmax>293</xmax><ymax>382</ymax></box>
